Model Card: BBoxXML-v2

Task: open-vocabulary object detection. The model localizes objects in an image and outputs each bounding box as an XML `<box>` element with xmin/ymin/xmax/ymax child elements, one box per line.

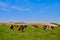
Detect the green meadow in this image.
<box><xmin>0</xmin><ymin>25</ymin><xmax>60</xmax><ymax>40</ymax></box>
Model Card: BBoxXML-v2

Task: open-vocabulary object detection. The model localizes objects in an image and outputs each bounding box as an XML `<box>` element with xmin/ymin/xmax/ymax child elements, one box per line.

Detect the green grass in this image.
<box><xmin>0</xmin><ymin>25</ymin><xmax>60</xmax><ymax>40</ymax></box>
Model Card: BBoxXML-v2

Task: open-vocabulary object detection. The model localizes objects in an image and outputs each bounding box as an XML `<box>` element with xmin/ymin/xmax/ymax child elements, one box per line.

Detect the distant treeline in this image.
<box><xmin>50</xmin><ymin>23</ymin><xmax>60</xmax><ymax>27</ymax></box>
<box><xmin>15</xmin><ymin>22</ymin><xmax>25</xmax><ymax>24</ymax></box>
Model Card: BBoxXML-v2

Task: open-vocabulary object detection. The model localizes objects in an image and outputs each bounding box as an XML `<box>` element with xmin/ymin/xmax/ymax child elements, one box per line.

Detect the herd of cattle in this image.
<box><xmin>10</xmin><ymin>24</ymin><xmax>27</xmax><ymax>32</ymax></box>
<box><xmin>0</xmin><ymin>22</ymin><xmax>57</xmax><ymax>32</ymax></box>
<box><xmin>9</xmin><ymin>23</ymin><xmax>57</xmax><ymax>32</ymax></box>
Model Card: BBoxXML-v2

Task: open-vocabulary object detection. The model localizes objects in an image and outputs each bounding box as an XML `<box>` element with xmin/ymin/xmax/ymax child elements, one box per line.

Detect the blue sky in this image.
<box><xmin>0</xmin><ymin>0</ymin><xmax>60</xmax><ymax>23</ymax></box>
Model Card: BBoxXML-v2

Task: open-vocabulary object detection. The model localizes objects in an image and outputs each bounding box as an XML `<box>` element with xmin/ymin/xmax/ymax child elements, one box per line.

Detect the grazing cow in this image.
<box><xmin>43</xmin><ymin>25</ymin><xmax>47</xmax><ymax>30</ymax></box>
<box><xmin>18</xmin><ymin>25</ymin><xmax>24</xmax><ymax>32</ymax></box>
<box><xmin>32</xmin><ymin>25</ymin><xmax>38</xmax><ymax>28</ymax></box>
<box><xmin>43</xmin><ymin>25</ymin><xmax>54</xmax><ymax>30</ymax></box>
<box><xmin>10</xmin><ymin>25</ymin><xmax>14</xmax><ymax>29</ymax></box>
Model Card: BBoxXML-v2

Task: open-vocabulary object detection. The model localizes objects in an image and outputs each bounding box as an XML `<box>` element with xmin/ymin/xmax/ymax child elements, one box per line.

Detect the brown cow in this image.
<box><xmin>43</xmin><ymin>25</ymin><xmax>47</xmax><ymax>30</ymax></box>
<box><xmin>43</xmin><ymin>25</ymin><xmax>54</xmax><ymax>30</ymax></box>
<box><xmin>32</xmin><ymin>25</ymin><xmax>38</xmax><ymax>28</ymax></box>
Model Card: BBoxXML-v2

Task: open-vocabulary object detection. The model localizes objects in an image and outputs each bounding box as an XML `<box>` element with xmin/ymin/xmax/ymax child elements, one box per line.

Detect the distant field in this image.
<box><xmin>0</xmin><ymin>25</ymin><xmax>60</xmax><ymax>40</ymax></box>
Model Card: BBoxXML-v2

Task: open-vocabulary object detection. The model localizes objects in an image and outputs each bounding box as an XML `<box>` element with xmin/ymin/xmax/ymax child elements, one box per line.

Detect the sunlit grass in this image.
<box><xmin>0</xmin><ymin>25</ymin><xmax>60</xmax><ymax>40</ymax></box>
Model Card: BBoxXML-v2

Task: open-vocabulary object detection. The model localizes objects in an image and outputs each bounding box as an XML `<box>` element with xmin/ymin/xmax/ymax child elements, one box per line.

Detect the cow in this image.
<box><xmin>43</xmin><ymin>25</ymin><xmax>55</xmax><ymax>30</ymax></box>
<box><xmin>32</xmin><ymin>25</ymin><xmax>38</xmax><ymax>28</ymax></box>
<box><xmin>18</xmin><ymin>25</ymin><xmax>24</xmax><ymax>32</ymax></box>
<box><xmin>10</xmin><ymin>25</ymin><xmax>14</xmax><ymax>29</ymax></box>
<box><xmin>43</xmin><ymin>25</ymin><xmax>48</xmax><ymax>30</ymax></box>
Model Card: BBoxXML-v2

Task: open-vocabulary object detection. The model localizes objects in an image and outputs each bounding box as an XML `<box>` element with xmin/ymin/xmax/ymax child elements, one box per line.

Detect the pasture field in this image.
<box><xmin>0</xmin><ymin>25</ymin><xmax>60</xmax><ymax>40</ymax></box>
